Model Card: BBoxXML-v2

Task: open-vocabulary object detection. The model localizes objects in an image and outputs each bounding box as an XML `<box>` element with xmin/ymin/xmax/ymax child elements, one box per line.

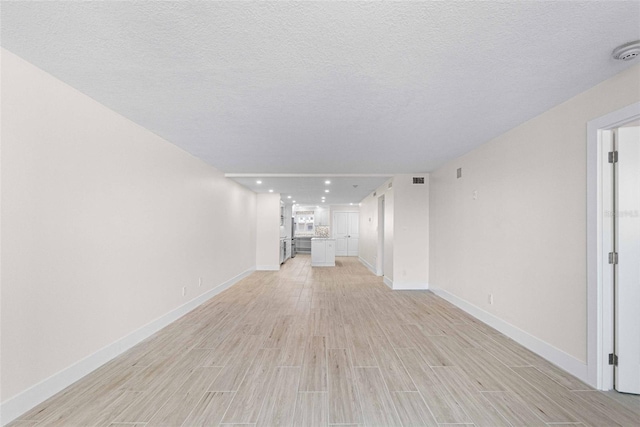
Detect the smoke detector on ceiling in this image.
<box><xmin>612</xmin><ymin>40</ymin><xmax>640</xmax><ymax>61</ymax></box>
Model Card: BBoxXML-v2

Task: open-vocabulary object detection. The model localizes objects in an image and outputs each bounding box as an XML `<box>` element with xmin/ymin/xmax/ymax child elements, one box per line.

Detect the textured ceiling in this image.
<box><xmin>228</xmin><ymin>175</ymin><xmax>392</xmax><ymax>206</ymax></box>
<box><xmin>2</xmin><ymin>1</ymin><xmax>639</xmax><ymax>199</ymax></box>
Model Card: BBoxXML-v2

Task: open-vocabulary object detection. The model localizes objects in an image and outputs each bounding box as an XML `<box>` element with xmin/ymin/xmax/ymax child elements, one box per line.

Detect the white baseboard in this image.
<box><xmin>430</xmin><ymin>288</ymin><xmax>589</xmax><ymax>384</ymax></box>
<box><xmin>358</xmin><ymin>257</ymin><xmax>378</xmax><ymax>275</ymax></box>
<box><xmin>391</xmin><ymin>281</ymin><xmax>429</xmax><ymax>290</ymax></box>
<box><xmin>256</xmin><ymin>265</ymin><xmax>280</xmax><ymax>271</ymax></box>
<box><xmin>0</xmin><ymin>267</ymin><xmax>255</xmax><ymax>426</ymax></box>
<box><xmin>357</xmin><ymin>259</ymin><xmax>426</xmax><ymax>290</ymax></box>
<box><xmin>383</xmin><ymin>276</ymin><xmax>393</xmax><ymax>289</ymax></box>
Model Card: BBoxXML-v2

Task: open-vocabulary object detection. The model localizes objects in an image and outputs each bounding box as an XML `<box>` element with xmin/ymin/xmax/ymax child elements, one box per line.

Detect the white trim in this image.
<box><xmin>225</xmin><ymin>173</ymin><xmax>392</xmax><ymax>178</ymax></box>
<box><xmin>377</xmin><ymin>195</ymin><xmax>385</xmax><ymax>277</ymax></box>
<box><xmin>431</xmin><ymin>288</ymin><xmax>589</xmax><ymax>383</ymax></box>
<box><xmin>358</xmin><ymin>257</ymin><xmax>378</xmax><ymax>275</ymax></box>
<box><xmin>256</xmin><ymin>265</ymin><xmax>280</xmax><ymax>271</ymax></box>
<box><xmin>311</xmin><ymin>262</ymin><xmax>335</xmax><ymax>267</ymax></box>
<box><xmin>383</xmin><ymin>276</ymin><xmax>393</xmax><ymax>289</ymax></box>
<box><xmin>586</xmin><ymin>101</ymin><xmax>640</xmax><ymax>390</ymax></box>
<box><xmin>0</xmin><ymin>267</ymin><xmax>255</xmax><ymax>426</ymax></box>
<box><xmin>391</xmin><ymin>282</ymin><xmax>429</xmax><ymax>290</ymax></box>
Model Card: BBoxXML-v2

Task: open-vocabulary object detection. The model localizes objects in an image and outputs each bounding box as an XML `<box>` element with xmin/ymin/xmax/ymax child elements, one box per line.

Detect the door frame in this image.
<box><xmin>587</xmin><ymin>101</ymin><xmax>640</xmax><ymax>390</ymax></box>
<box><xmin>377</xmin><ymin>195</ymin><xmax>385</xmax><ymax>276</ymax></box>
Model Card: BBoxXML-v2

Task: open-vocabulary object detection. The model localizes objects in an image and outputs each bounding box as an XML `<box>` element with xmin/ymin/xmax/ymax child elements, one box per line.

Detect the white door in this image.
<box><xmin>333</xmin><ymin>212</ymin><xmax>349</xmax><ymax>256</ymax></box>
<box><xmin>333</xmin><ymin>212</ymin><xmax>359</xmax><ymax>256</ymax></box>
<box><xmin>347</xmin><ymin>212</ymin><xmax>359</xmax><ymax>256</ymax></box>
<box><xmin>615</xmin><ymin>125</ymin><xmax>640</xmax><ymax>394</ymax></box>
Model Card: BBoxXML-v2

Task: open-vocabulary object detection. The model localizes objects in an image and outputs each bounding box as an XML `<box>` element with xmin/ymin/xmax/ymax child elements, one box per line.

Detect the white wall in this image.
<box><xmin>359</xmin><ymin>179</ymin><xmax>393</xmax><ymax>278</ymax></box>
<box><xmin>0</xmin><ymin>49</ymin><xmax>257</xmax><ymax>417</ymax></box>
<box><xmin>384</xmin><ymin>189</ymin><xmax>395</xmax><ymax>283</ymax></box>
<box><xmin>430</xmin><ymin>64</ymin><xmax>640</xmax><ymax>365</ymax></box>
<box><xmin>255</xmin><ymin>193</ymin><xmax>281</xmax><ymax>270</ymax></box>
<box><xmin>330</xmin><ymin>204</ymin><xmax>360</xmax><ymax>217</ymax></box>
<box><xmin>392</xmin><ymin>174</ymin><xmax>430</xmax><ymax>289</ymax></box>
<box><xmin>359</xmin><ymin>176</ymin><xmax>429</xmax><ymax>289</ymax></box>
<box><xmin>358</xmin><ymin>195</ymin><xmax>377</xmax><ymax>271</ymax></box>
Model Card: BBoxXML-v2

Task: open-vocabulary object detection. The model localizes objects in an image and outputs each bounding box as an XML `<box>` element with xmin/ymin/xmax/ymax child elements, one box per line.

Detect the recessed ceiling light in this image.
<box><xmin>268</xmin><ymin>189</ymin><xmax>273</xmax><ymax>193</ymax></box>
<box><xmin>325</xmin><ymin>189</ymin><xmax>329</xmax><ymax>193</ymax></box>
<box><xmin>256</xmin><ymin>180</ymin><xmax>262</xmax><ymax>184</ymax></box>
<box><xmin>350</xmin><ymin>203</ymin><xmax>353</xmax><ymax>205</ymax></box>
<box><xmin>287</xmin><ymin>196</ymin><xmax>291</xmax><ymax>199</ymax></box>
<box><xmin>293</xmin><ymin>200</ymin><xmax>296</xmax><ymax>203</ymax></box>
<box><xmin>322</xmin><ymin>200</ymin><xmax>325</xmax><ymax>203</ymax></box>
<box><xmin>325</xmin><ymin>180</ymin><xmax>331</xmax><ymax>185</ymax></box>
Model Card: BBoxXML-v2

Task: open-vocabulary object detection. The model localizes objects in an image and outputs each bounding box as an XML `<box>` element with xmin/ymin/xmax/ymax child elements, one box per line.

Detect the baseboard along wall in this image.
<box><xmin>430</xmin><ymin>287</ymin><xmax>589</xmax><ymax>385</ymax></box>
<box><xmin>0</xmin><ymin>267</ymin><xmax>255</xmax><ymax>426</ymax></box>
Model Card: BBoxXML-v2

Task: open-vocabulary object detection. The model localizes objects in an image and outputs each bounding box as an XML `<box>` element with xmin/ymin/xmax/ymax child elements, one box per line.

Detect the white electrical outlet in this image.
<box><xmin>473</xmin><ymin>190</ymin><xmax>478</xmax><ymax>200</ymax></box>
<box><xmin>488</xmin><ymin>293</ymin><xmax>493</xmax><ymax>305</ymax></box>
<box><xmin>182</xmin><ymin>287</ymin><xmax>186</xmax><ymax>297</ymax></box>
<box><xmin>198</xmin><ymin>277</ymin><xmax>202</xmax><ymax>287</ymax></box>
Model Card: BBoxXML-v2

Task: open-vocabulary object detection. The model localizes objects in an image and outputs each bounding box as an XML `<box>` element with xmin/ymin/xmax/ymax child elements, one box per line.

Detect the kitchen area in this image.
<box><xmin>231</xmin><ymin>176</ymin><xmax>372</xmax><ymax>270</ymax></box>
<box><xmin>277</xmin><ymin>197</ymin><xmax>362</xmax><ymax>269</ymax></box>
<box><xmin>291</xmin><ymin>206</ymin><xmax>335</xmax><ymax>267</ymax></box>
<box><xmin>280</xmin><ymin>202</ymin><xmax>334</xmax><ymax>267</ymax></box>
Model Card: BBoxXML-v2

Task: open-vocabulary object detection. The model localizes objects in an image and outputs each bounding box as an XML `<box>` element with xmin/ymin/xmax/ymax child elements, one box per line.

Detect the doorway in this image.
<box><xmin>587</xmin><ymin>102</ymin><xmax>640</xmax><ymax>392</ymax></box>
<box><xmin>609</xmin><ymin>122</ymin><xmax>640</xmax><ymax>394</ymax></box>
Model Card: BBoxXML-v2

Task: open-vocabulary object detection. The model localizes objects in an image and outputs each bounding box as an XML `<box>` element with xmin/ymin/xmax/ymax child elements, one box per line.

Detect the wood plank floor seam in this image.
<box><xmin>7</xmin><ymin>255</ymin><xmax>639</xmax><ymax>427</ymax></box>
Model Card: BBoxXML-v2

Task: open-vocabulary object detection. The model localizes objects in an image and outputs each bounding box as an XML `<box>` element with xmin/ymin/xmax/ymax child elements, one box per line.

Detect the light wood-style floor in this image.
<box><xmin>9</xmin><ymin>255</ymin><xmax>640</xmax><ymax>427</ymax></box>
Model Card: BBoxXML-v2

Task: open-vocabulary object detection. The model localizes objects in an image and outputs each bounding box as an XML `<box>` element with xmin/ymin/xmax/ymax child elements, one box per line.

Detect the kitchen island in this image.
<box><xmin>311</xmin><ymin>238</ymin><xmax>335</xmax><ymax>267</ymax></box>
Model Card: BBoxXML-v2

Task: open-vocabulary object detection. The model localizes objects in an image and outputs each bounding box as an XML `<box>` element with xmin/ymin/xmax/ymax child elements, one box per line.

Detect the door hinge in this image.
<box><xmin>609</xmin><ymin>353</ymin><xmax>619</xmax><ymax>366</ymax></box>
<box><xmin>608</xmin><ymin>151</ymin><xmax>618</xmax><ymax>163</ymax></box>
<box><xmin>608</xmin><ymin>252</ymin><xmax>619</xmax><ymax>264</ymax></box>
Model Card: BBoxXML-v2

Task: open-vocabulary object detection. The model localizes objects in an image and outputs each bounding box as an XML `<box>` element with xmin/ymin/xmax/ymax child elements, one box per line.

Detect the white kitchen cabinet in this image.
<box><xmin>314</xmin><ymin>208</ymin><xmax>329</xmax><ymax>226</ymax></box>
<box><xmin>295</xmin><ymin>211</ymin><xmax>315</xmax><ymax>235</ymax></box>
<box><xmin>311</xmin><ymin>238</ymin><xmax>335</xmax><ymax>267</ymax></box>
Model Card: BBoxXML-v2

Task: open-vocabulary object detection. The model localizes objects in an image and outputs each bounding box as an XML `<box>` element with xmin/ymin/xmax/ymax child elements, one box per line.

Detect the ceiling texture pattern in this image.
<box><xmin>2</xmin><ymin>1</ymin><xmax>639</xmax><ymax>203</ymax></box>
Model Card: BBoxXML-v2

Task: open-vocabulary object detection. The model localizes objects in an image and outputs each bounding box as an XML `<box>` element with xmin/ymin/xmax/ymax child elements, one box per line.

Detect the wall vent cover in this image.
<box><xmin>388</xmin><ymin>182</ymin><xmax>393</xmax><ymax>188</ymax></box>
<box><xmin>457</xmin><ymin>168</ymin><xmax>462</xmax><ymax>179</ymax></box>
<box><xmin>412</xmin><ymin>177</ymin><xmax>425</xmax><ymax>184</ymax></box>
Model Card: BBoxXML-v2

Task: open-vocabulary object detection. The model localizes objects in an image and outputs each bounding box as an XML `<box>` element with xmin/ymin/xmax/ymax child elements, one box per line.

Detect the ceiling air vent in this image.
<box><xmin>412</xmin><ymin>177</ymin><xmax>425</xmax><ymax>185</ymax></box>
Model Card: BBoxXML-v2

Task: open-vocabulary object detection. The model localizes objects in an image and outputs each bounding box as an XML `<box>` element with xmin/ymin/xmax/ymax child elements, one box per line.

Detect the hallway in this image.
<box><xmin>10</xmin><ymin>256</ymin><xmax>640</xmax><ymax>426</ymax></box>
